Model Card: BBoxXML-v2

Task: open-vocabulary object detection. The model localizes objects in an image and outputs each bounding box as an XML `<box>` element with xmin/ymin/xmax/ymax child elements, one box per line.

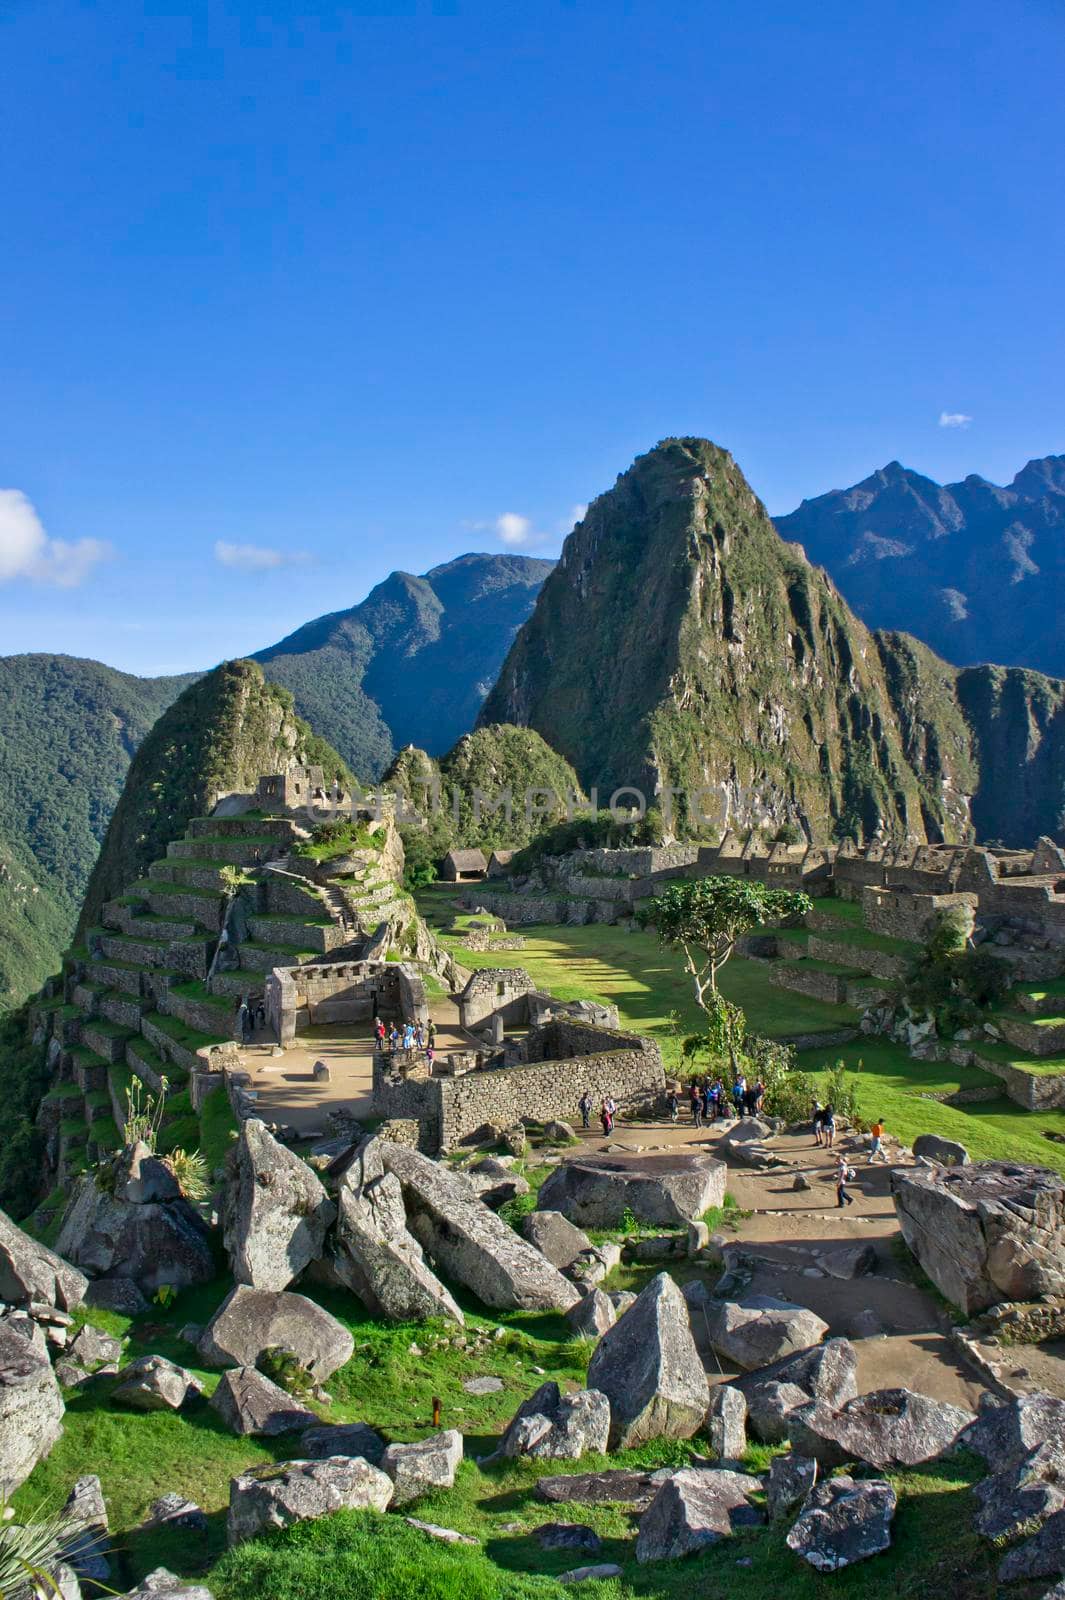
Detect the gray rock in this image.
<box><xmin>0</xmin><ymin>1206</ymin><xmax>87</xmax><ymax>1310</ymax></box>
<box><xmin>703</xmin><ymin>1295</ymin><xmax>830</xmax><ymax>1371</ymax></box>
<box><xmin>467</xmin><ymin>1161</ymin><xmax>530</xmax><ymax>1209</ymax></box>
<box><xmin>197</xmin><ymin>1285</ymin><xmax>354</xmax><ymax>1379</ymax></box>
<box><xmin>565</xmin><ymin>1289</ymin><xmax>616</xmax><ymax>1339</ymax></box>
<box><xmin>792</xmin><ymin>1173</ymin><xmax>812</xmax><ymax>1191</ymax></box>
<box><xmin>608</xmin><ymin>1291</ymin><xmax>637</xmax><ymax>1317</ymax></box>
<box><xmin>84</xmin><ymin>1278</ymin><xmax>149</xmax><ymax>1316</ymax></box>
<box><xmin>332</xmin><ymin>1143</ymin><xmax>464</xmax><ymax>1326</ymax></box>
<box><xmin>462</xmin><ymin>1376</ymin><xmax>504</xmax><ymax>1395</ymax></box>
<box><xmin>705</xmin><ymin>1385</ymin><xmax>747</xmax><ymax>1459</ymax></box>
<box><xmin>558</xmin><ymin>1565</ymin><xmax>623</xmax><ymax>1585</ymax></box>
<box><xmin>786</xmin><ymin>1475</ymin><xmax>896</xmax><ymax>1570</ymax></box>
<box><xmin>768</xmin><ymin>1453</ymin><xmax>818</xmax><ymax>1520</ymax></box>
<box><xmin>0</xmin><ymin>1319</ymin><xmax>64</xmax><ymax>1492</ymax></box>
<box><xmin>587</xmin><ymin>1272</ymin><xmax>709</xmax><ymax>1450</ymax></box>
<box><xmin>849</xmin><ymin>1308</ymin><xmax>887</xmax><ymax>1339</ymax></box>
<box><xmin>55</xmin><ymin>1173</ymin><xmax>214</xmax><ymax>1294</ymax></box>
<box><xmin>543</xmin><ymin>1120</ymin><xmax>577</xmax><ymax>1144</ymax></box>
<box><xmin>381</xmin><ymin>1430</ymin><xmax>464</xmax><ymax>1505</ymax></box>
<box><xmin>67</xmin><ymin>1324</ymin><xmax>123</xmax><ymax>1370</ymax></box>
<box><xmin>54</xmin><ymin>1359</ymin><xmax>92</xmax><ymax>1390</ymax></box>
<box><xmin>788</xmin><ymin>1387</ymin><xmax>976</xmax><ymax>1470</ymax></box>
<box><xmin>745</xmin><ymin>1381</ymin><xmax>810</xmax><ymax>1444</ymax></box>
<box><xmin>223</xmin><ymin>1120</ymin><xmax>337</xmax><ymax>1292</ymax></box>
<box><xmin>537</xmin><ymin>1523</ymin><xmax>601</xmax><ymax>1552</ymax></box>
<box><xmin>973</xmin><ymin>1441</ymin><xmax>1065</xmax><ymax>1542</ymax></box>
<box><xmin>139</xmin><ymin>1494</ymin><xmax>209</xmax><ymax>1535</ymax></box>
<box><xmin>498</xmin><ymin>1382</ymin><xmax>611</xmax><ymax>1460</ymax></box>
<box><xmin>636</xmin><ymin>1467</ymin><xmax>762</xmax><ymax>1562</ymax></box>
<box><xmin>565</xmin><ymin>1242</ymin><xmax>621</xmax><ymax>1290</ymax></box>
<box><xmin>892</xmin><ymin>1161</ymin><xmax>1065</xmax><ymax>1314</ymax></box>
<box><xmin>999</xmin><ymin>1509</ymin><xmax>1065</xmax><ymax>1583</ymax></box>
<box><xmin>536</xmin><ymin>1469</ymin><xmax>672</xmax><ymax>1510</ymax></box>
<box><xmin>300</xmin><ymin>1421</ymin><xmax>386</xmax><ymax>1464</ymax></box>
<box><xmin>112</xmin><ymin>1354</ymin><xmax>202</xmax><ymax>1412</ymax></box>
<box><xmin>964</xmin><ymin>1391</ymin><xmax>1065</xmax><ymax>1474</ymax></box>
<box><xmin>114</xmin><ymin>1142</ymin><xmax>181</xmax><ymax>1205</ymax></box>
<box><xmin>227</xmin><ymin>1455</ymin><xmax>394</xmax><ymax>1546</ymax></box>
<box><xmin>522</xmin><ymin>1211</ymin><xmax>592</xmax><ymax>1270</ymax></box>
<box><xmin>720</xmin><ymin>1118</ymin><xmax>776</xmax><ymax>1146</ymax></box>
<box><xmin>120</xmin><ymin>1570</ymin><xmax>215</xmax><ymax>1599</ymax></box>
<box><xmin>759</xmin><ymin>1337</ymin><xmax>859</xmax><ymax>1409</ymax></box>
<box><xmin>538</xmin><ymin>1151</ymin><xmax>726</xmax><ymax>1228</ymax></box>
<box><xmin>209</xmin><ymin>1366</ymin><xmax>317</xmax><ymax>1436</ymax></box>
<box><xmin>61</xmin><ymin>1473</ymin><xmax>111</xmax><ymax>1588</ymax></box>
<box><xmin>404</xmin><ymin>1518</ymin><xmax>479</xmax><ymax>1545</ymax></box>
<box><xmin>912</xmin><ymin>1134</ymin><xmax>970</xmax><ymax>1166</ymax></box>
<box><xmin>381</xmin><ymin>1144</ymin><xmax>580</xmax><ymax>1312</ymax></box>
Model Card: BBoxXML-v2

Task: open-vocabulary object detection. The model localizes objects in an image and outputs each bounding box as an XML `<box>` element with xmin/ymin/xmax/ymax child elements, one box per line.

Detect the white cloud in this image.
<box><xmin>559</xmin><ymin>503</ymin><xmax>588</xmax><ymax>533</ymax></box>
<box><xmin>938</xmin><ymin>411</ymin><xmax>973</xmax><ymax>429</ymax></box>
<box><xmin>495</xmin><ymin>513</ymin><xmax>534</xmax><ymax>547</ymax></box>
<box><xmin>214</xmin><ymin>540</ymin><xmax>309</xmax><ymax>573</ymax></box>
<box><xmin>0</xmin><ymin>490</ymin><xmax>114</xmax><ymax>588</ymax></box>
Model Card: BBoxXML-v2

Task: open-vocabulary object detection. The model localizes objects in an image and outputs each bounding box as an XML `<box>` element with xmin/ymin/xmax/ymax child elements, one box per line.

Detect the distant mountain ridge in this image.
<box><xmin>254</xmin><ymin>552</ymin><xmax>555</xmax><ymax>778</ymax></box>
<box><xmin>774</xmin><ymin>455</ymin><xmax>1065</xmax><ymax>677</ymax></box>
<box><xmin>482</xmin><ymin>437</ymin><xmax>1065</xmax><ymax>847</ymax></box>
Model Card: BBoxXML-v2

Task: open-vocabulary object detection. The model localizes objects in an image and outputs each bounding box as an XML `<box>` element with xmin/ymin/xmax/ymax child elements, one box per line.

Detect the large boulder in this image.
<box><xmin>227</xmin><ymin>1456</ymin><xmax>394</xmax><ymax>1546</ymax></box>
<box><xmin>381</xmin><ymin>1430</ymin><xmax>464</xmax><ymax>1505</ymax></box>
<box><xmin>538</xmin><ymin>1151</ymin><xmax>726</xmax><ymax>1228</ymax></box>
<box><xmin>964</xmin><ymin>1391</ymin><xmax>1065</xmax><ymax>1474</ymax></box>
<box><xmin>332</xmin><ymin>1142</ymin><xmax>463</xmax><ymax>1326</ymax></box>
<box><xmin>891</xmin><ymin>1161</ymin><xmax>1065</xmax><ymax>1314</ymax></box>
<box><xmin>705</xmin><ymin>1385</ymin><xmax>747</xmax><ymax>1460</ymax></box>
<box><xmin>565</xmin><ymin>1289</ymin><xmax>616</xmax><ymax>1340</ymax></box>
<box><xmin>497</xmin><ymin>1382</ymin><xmax>611</xmax><ymax>1460</ymax></box>
<box><xmin>535</xmin><ymin>1469</ymin><xmax>673</xmax><ymax>1510</ymax></box>
<box><xmin>381</xmin><ymin>1144</ymin><xmax>580</xmax><ymax>1312</ymax></box>
<box><xmin>208</xmin><ymin>1367</ymin><xmax>316</xmax><ymax>1437</ymax></box>
<box><xmin>112</xmin><ymin>1355</ymin><xmax>202</xmax><ymax>1412</ymax></box>
<box><xmin>786</xmin><ymin>1476</ymin><xmax>896</xmax><ymax>1570</ymax></box>
<box><xmin>635</xmin><ymin>1468</ymin><xmax>762</xmax><ymax>1563</ymax></box>
<box><xmin>768</xmin><ymin>1453</ymin><xmax>818</xmax><ymax>1520</ymax></box>
<box><xmin>55</xmin><ymin>1170</ymin><xmax>214</xmax><ymax>1294</ymax></box>
<box><xmin>586</xmin><ymin>1272</ymin><xmax>709</xmax><ymax>1450</ymax></box>
<box><xmin>197</xmin><ymin>1285</ymin><xmax>354</xmax><ymax>1379</ymax></box>
<box><xmin>703</xmin><ymin>1296</ymin><xmax>829</xmax><ymax>1371</ymax></box>
<box><xmin>743</xmin><ymin>1336</ymin><xmax>859</xmax><ymax>1439</ymax></box>
<box><xmin>0</xmin><ymin>1207</ymin><xmax>87</xmax><ymax>1310</ymax></box>
<box><xmin>998</xmin><ymin>1507</ymin><xmax>1065</xmax><ymax>1584</ymax></box>
<box><xmin>788</xmin><ymin>1387</ymin><xmax>976</xmax><ymax>1470</ymax></box>
<box><xmin>972</xmin><ymin>1441</ymin><xmax>1065</xmax><ymax>1542</ymax></box>
<box><xmin>522</xmin><ymin>1211</ymin><xmax>592</xmax><ymax>1270</ymax></box>
<box><xmin>223</xmin><ymin>1120</ymin><xmax>336</xmax><ymax>1291</ymax></box>
<box><xmin>912</xmin><ymin>1134</ymin><xmax>970</xmax><ymax>1166</ymax></box>
<box><xmin>300</xmin><ymin>1421</ymin><xmax>386</xmax><ymax>1464</ymax></box>
<box><xmin>114</xmin><ymin>1142</ymin><xmax>181</xmax><ymax>1204</ymax></box>
<box><xmin>0</xmin><ymin>1319</ymin><xmax>65</xmax><ymax>1492</ymax></box>
<box><xmin>745</xmin><ymin>1381</ymin><xmax>810</xmax><ymax>1444</ymax></box>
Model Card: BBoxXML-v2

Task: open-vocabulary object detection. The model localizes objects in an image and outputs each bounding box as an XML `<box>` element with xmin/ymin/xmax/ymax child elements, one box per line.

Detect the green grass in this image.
<box><xmin>150</xmin><ymin>1012</ymin><xmax>228</xmax><ymax>1053</ymax></box>
<box><xmin>199</xmin><ymin>1083</ymin><xmax>239</xmax><ymax>1172</ymax></box>
<box><xmin>969</xmin><ymin>1037</ymin><xmax>1065</xmax><ymax>1076</ymax></box>
<box><xmin>807</xmin><ymin>895</ymin><xmax>864</xmax><ymax>924</ymax></box>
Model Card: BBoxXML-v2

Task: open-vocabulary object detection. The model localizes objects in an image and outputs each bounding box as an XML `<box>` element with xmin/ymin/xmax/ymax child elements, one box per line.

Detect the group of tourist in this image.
<box><xmin>577</xmin><ymin>1092</ymin><xmax>617</xmax><ymax>1134</ymax></box>
<box><xmin>671</xmin><ymin>1074</ymin><xmax>766</xmax><ymax>1127</ymax></box>
<box><xmin>375</xmin><ymin>1015</ymin><xmax>437</xmax><ymax>1070</ymax></box>
<box><xmin>235</xmin><ymin>996</ymin><xmax>266</xmax><ymax>1042</ymax></box>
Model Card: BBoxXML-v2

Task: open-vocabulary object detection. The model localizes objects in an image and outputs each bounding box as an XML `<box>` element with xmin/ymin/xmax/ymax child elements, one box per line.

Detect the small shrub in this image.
<box><xmin>257</xmin><ymin>1345</ymin><xmax>317</xmax><ymax>1400</ymax></box>
<box><xmin>165</xmin><ymin>1146</ymin><xmax>210</xmax><ymax>1203</ymax></box>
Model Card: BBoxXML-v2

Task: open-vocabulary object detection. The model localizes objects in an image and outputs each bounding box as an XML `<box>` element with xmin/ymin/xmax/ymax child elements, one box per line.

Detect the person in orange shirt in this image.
<box><xmin>868</xmin><ymin>1118</ymin><xmax>886</xmax><ymax>1163</ymax></box>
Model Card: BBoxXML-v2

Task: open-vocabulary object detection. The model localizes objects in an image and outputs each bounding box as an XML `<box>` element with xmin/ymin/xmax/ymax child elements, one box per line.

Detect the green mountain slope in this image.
<box><xmin>254</xmin><ymin>553</ymin><xmax>554</xmax><ymax>777</ymax></box>
<box><xmin>0</xmin><ymin>654</ymin><xmax>199</xmax><ymax>1006</ymax></box>
<box><xmin>77</xmin><ymin>658</ymin><xmax>352</xmax><ymax>935</ymax></box>
<box><xmin>481</xmin><ymin>437</ymin><xmax>1065</xmax><ymax>846</ymax></box>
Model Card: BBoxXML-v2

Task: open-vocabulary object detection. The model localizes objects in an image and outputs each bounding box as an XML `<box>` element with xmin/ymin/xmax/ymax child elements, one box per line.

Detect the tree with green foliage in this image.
<box><xmin>639</xmin><ymin>875</ymin><xmax>811</xmax><ymax>1077</ymax></box>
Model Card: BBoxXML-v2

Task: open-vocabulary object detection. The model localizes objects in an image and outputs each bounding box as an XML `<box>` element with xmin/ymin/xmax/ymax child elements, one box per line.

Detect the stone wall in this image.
<box><xmin>862</xmin><ymin>888</ymin><xmax>977</xmax><ymax>944</ymax></box>
<box><xmin>266</xmin><ymin>959</ymin><xmax>427</xmax><ymax>1044</ymax></box>
<box><xmin>769</xmin><ymin>961</ymin><xmax>849</xmax><ymax>1004</ymax></box>
<box><xmin>458</xmin><ymin>967</ymin><xmax>535</xmax><ymax>1030</ymax></box>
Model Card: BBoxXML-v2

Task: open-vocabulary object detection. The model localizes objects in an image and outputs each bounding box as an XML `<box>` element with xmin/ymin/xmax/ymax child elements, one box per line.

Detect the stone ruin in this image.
<box><xmin>892</xmin><ymin>1160</ymin><xmax>1065</xmax><ymax>1314</ymax></box>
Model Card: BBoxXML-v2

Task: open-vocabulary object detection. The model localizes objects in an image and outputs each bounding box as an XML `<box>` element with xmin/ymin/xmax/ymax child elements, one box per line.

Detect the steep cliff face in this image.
<box><xmin>956</xmin><ymin>665</ymin><xmax>1065</xmax><ymax>844</ymax></box>
<box><xmin>481</xmin><ymin>438</ymin><xmax>1065</xmax><ymax>846</ymax></box>
<box><xmin>77</xmin><ymin>659</ymin><xmax>351</xmax><ymax>933</ymax></box>
<box><xmin>481</xmin><ymin>438</ymin><xmax>974</xmax><ymax>842</ymax></box>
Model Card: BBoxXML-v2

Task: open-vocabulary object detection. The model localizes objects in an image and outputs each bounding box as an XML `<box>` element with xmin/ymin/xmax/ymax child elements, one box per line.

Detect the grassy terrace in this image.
<box><xmin>419</xmin><ymin>884</ymin><xmax>1065</xmax><ymax>1174</ymax></box>
<box><xmin>971</xmin><ymin>1037</ymin><xmax>1065</xmax><ymax>1076</ymax></box>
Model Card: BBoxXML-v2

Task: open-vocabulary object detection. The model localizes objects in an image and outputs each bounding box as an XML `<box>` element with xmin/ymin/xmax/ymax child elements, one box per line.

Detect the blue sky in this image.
<box><xmin>1</xmin><ymin>0</ymin><xmax>1062</xmax><ymax>675</ymax></box>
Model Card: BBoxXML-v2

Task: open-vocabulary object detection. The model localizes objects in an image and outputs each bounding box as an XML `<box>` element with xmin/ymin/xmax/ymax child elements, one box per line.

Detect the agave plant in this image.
<box><xmin>0</xmin><ymin>1500</ymin><xmax>73</xmax><ymax>1598</ymax></box>
<box><xmin>164</xmin><ymin>1147</ymin><xmax>210</xmax><ymax>1203</ymax></box>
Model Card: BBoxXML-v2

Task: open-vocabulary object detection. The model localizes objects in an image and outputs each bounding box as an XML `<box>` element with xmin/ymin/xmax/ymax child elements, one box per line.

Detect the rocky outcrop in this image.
<box><xmin>786</xmin><ymin>1476</ymin><xmax>896</xmax><ymax>1570</ymax></box>
<box><xmin>55</xmin><ymin>1162</ymin><xmax>214</xmax><ymax>1295</ymax></box>
<box><xmin>703</xmin><ymin>1296</ymin><xmax>830</xmax><ymax>1371</ymax></box>
<box><xmin>197</xmin><ymin>1285</ymin><xmax>354</xmax><ymax>1379</ymax></box>
<box><xmin>223</xmin><ymin>1120</ymin><xmax>336</xmax><ymax>1292</ymax></box>
<box><xmin>635</xmin><ymin>1468</ymin><xmax>763</xmax><ymax>1563</ymax></box>
<box><xmin>892</xmin><ymin>1162</ymin><xmax>1065</xmax><ymax>1313</ymax></box>
<box><xmin>0</xmin><ymin>1319</ymin><xmax>65</xmax><ymax>1492</ymax></box>
<box><xmin>381</xmin><ymin>1144</ymin><xmax>580</xmax><ymax>1312</ymax></box>
<box><xmin>538</xmin><ymin>1151</ymin><xmax>726</xmax><ymax>1228</ymax></box>
<box><xmin>227</xmin><ymin>1456</ymin><xmax>394</xmax><ymax>1546</ymax></box>
<box><xmin>331</xmin><ymin>1140</ymin><xmax>463</xmax><ymax>1325</ymax></box>
<box><xmin>522</xmin><ymin>1211</ymin><xmax>591</xmax><ymax>1269</ymax></box>
<box><xmin>788</xmin><ymin>1387</ymin><xmax>976</xmax><ymax>1470</ymax></box>
<box><xmin>586</xmin><ymin>1272</ymin><xmax>709</xmax><ymax>1450</ymax></box>
<box><xmin>0</xmin><ymin>1207</ymin><xmax>87</xmax><ymax>1311</ymax></box>
<box><xmin>208</xmin><ymin>1367</ymin><xmax>316</xmax><ymax>1437</ymax></box>
<box><xmin>381</xmin><ymin>1430</ymin><xmax>464</xmax><ymax>1506</ymax></box>
<box><xmin>497</xmin><ymin>1382</ymin><xmax>611</xmax><ymax>1461</ymax></box>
